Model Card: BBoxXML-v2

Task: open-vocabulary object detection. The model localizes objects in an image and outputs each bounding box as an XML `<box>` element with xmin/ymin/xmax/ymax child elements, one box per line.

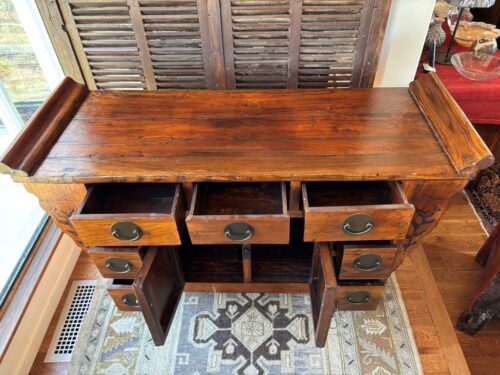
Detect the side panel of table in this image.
<box><xmin>23</xmin><ymin>183</ymin><xmax>87</xmax><ymax>246</ymax></box>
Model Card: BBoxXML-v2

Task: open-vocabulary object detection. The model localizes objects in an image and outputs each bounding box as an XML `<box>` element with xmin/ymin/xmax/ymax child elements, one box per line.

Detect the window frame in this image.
<box><xmin>0</xmin><ymin>220</ymin><xmax>62</xmax><ymax>361</ymax></box>
<box><xmin>0</xmin><ymin>0</ymin><xmax>70</xmax><ymax>359</ymax></box>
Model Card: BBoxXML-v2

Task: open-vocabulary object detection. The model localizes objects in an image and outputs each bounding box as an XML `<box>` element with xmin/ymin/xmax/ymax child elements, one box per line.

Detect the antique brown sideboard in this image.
<box><xmin>0</xmin><ymin>73</ymin><xmax>493</xmax><ymax>347</ymax></box>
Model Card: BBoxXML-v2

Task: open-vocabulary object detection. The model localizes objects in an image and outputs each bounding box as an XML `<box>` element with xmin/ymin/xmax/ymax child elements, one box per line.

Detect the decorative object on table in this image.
<box><xmin>454</xmin><ymin>21</ymin><xmax>500</xmax><ymax>47</ymax></box>
<box><xmin>472</xmin><ymin>36</ymin><xmax>498</xmax><ymax>55</ymax></box>
<box><xmin>436</xmin><ymin>0</ymin><xmax>496</xmax><ymax>65</ymax></box>
<box><xmin>451</xmin><ymin>52</ymin><xmax>500</xmax><ymax>80</ymax></box>
<box><xmin>68</xmin><ymin>276</ymin><xmax>423</xmax><ymax>375</ymax></box>
<box><xmin>425</xmin><ymin>17</ymin><xmax>448</xmax><ymax>72</ymax></box>
<box><xmin>448</xmin><ymin>6</ymin><xmax>474</xmax><ymax>29</ymax></box>
<box><xmin>435</xmin><ymin>0</ymin><xmax>452</xmax><ymax>18</ymax></box>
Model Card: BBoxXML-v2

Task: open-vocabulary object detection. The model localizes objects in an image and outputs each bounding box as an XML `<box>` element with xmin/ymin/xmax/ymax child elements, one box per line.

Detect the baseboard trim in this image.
<box><xmin>0</xmin><ymin>235</ymin><xmax>80</xmax><ymax>374</ymax></box>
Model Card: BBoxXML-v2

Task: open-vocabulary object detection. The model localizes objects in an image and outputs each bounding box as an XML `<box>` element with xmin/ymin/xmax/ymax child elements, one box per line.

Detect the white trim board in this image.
<box><xmin>0</xmin><ymin>235</ymin><xmax>80</xmax><ymax>375</ymax></box>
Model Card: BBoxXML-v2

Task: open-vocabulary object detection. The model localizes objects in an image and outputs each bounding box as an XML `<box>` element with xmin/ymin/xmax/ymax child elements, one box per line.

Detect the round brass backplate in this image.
<box><xmin>110</xmin><ymin>221</ymin><xmax>143</xmax><ymax>241</ymax></box>
<box><xmin>341</xmin><ymin>213</ymin><xmax>375</xmax><ymax>235</ymax></box>
<box><xmin>224</xmin><ymin>222</ymin><xmax>255</xmax><ymax>241</ymax></box>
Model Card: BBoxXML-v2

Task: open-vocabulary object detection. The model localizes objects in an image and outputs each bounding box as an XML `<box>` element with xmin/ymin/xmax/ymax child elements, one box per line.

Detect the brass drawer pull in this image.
<box><xmin>342</xmin><ymin>213</ymin><xmax>374</xmax><ymax>235</ymax></box>
<box><xmin>224</xmin><ymin>222</ymin><xmax>255</xmax><ymax>241</ymax></box>
<box><xmin>105</xmin><ymin>257</ymin><xmax>133</xmax><ymax>273</ymax></box>
<box><xmin>345</xmin><ymin>291</ymin><xmax>370</xmax><ymax>304</ymax></box>
<box><xmin>110</xmin><ymin>221</ymin><xmax>143</xmax><ymax>241</ymax></box>
<box><xmin>121</xmin><ymin>293</ymin><xmax>139</xmax><ymax>307</ymax></box>
<box><xmin>354</xmin><ymin>254</ymin><xmax>383</xmax><ymax>272</ymax></box>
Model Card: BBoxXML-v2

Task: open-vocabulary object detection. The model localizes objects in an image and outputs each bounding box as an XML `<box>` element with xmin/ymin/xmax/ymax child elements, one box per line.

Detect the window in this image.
<box><xmin>0</xmin><ymin>0</ymin><xmax>63</xmax><ymax>304</ymax></box>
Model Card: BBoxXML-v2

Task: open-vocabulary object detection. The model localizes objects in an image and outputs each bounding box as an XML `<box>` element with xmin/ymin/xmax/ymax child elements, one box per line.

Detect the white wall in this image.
<box><xmin>0</xmin><ymin>235</ymin><xmax>80</xmax><ymax>375</ymax></box>
<box><xmin>375</xmin><ymin>0</ymin><xmax>436</xmax><ymax>87</ymax></box>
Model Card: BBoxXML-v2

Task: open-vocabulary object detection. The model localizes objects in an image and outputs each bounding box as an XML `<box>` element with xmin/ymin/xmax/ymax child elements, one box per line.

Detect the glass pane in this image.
<box><xmin>0</xmin><ymin>0</ymin><xmax>54</xmax><ymax>303</ymax></box>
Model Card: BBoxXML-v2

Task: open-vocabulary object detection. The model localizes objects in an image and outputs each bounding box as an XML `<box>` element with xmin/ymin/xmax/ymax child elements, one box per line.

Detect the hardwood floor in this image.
<box><xmin>419</xmin><ymin>192</ymin><xmax>500</xmax><ymax>375</ymax></box>
<box><xmin>29</xmin><ymin>192</ymin><xmax>498</xmax><ymax>374</ymax></box>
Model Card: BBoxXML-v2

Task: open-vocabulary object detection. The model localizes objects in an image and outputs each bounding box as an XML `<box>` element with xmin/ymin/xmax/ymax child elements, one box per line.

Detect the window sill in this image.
<box><xmin>0</xmin><ymin>220</ymin><xmax>62</xmax><ymax>361</ymax></box>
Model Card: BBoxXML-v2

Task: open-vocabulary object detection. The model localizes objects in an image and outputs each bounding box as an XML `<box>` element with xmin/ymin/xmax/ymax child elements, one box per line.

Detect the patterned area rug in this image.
<box><xmin>466</xmin><ymin>162</ymin><xmax>500</xmax><ymax>233</ymax></box>
<box><xmin>69</xmin><ymin>276</ymin><xmax>422</xmax><ymax>375</ymax></box>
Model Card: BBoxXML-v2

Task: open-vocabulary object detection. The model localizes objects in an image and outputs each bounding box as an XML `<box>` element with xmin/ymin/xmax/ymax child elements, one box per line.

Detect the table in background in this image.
<box><xmin>417</xmin><ymin>23</ymin><xmax>500</xmax><ymax>159</ymax></box>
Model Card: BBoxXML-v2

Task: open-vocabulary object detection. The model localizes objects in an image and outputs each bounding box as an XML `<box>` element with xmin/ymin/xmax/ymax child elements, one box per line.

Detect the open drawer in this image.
<box><xmin>333</xmin><ymin>241</ymin><xmax>398</xmax><ymax>280</ymax></box>
<box><xmin>106</xmin><ymin>247</ymin><xmax>184</xmax><ymax>346</ymax></box>
<box><xmin>88</xmin><ymin>247</ymin><xmax>146</xmax><ymax>279</ymax></box>
<box><xmin>186</xmin><ymin>182</ymin><xmax>290</xmax><ymax>244</ymax></box>
<box><xmin>107</xmin><ymin>279</ymin><xmax>141</xmax><ymax>311</ymax></box>
<box><xmin>303</xmin><ymin>181</ymin><xmax>414</xmax><ymax>241</ymax></box>
<box><xmin>71</xmin><ymin>183</ymin><xmax>183</xmax><ymax>247</ymax></box>
<box><xmin>309</xmin><ymin>242</ymin><xmax>386</xmax><ymax>347</ymax></box>
<box><xmin>335</xmin><ymin>280</ymin><xmax>385</xmax><ymax>311</ymax></box>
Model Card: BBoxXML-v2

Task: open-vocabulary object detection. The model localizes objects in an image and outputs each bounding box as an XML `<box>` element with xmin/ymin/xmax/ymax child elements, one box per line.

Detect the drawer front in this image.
<box><xmin>336</xmin><ymin>283</ymin><xmax>385</xmax><ymax>311</ymax></box>
<box><xmin>186</xmin><ymin>182</ymin><xmax>290</xmax><ymax>244</ymax></box>
<box><xmin>304</xmin><ymin>207</ymin><xmax>414</xmax><ymax>241</ymax></box>
<box><xmin>303</xmin><ymin>181</ymin><xmax>415</xmax><ymax>242</ymax></box>
<box><xmin>70</xmin><ymin>183</ymin><xmax>184</xmax><ymax>247</ymax></box>
<box><xmin>186</xmin><ymin>216</ymin><xmax>290</xmax><ymax>244</ymax></box>
<box><xmin>107</xmin><ymin>281</ymin><xmax>141</xmax><ymax>311</ymax></box>
<box><xmin>88</xmin><ymin>247</ymin><xmax>144</xmax><ymax>278</ymax></box>
<box><xmin>336</xmin><ymin>242</ymin><xmax>397</xmax><ymax>280</ymax></box>
<box><xmin>72</xmin><ymin>217</ymin><xmax>181</xmax><ymax>246</ymax></box>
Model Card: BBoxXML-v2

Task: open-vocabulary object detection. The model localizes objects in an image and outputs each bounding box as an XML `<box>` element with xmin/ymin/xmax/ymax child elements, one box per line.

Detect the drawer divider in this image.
<box><xmin>242</xmin><ymin>244</ymin><xmax>252</xmax><ymax>283</ymax></box>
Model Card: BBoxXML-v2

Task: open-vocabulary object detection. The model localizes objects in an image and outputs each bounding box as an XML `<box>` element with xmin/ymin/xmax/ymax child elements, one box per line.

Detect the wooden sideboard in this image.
<box><xmin>0</xmin><ymin>73</ymin><xmax>493</xmax><ymax>347</ymax></box>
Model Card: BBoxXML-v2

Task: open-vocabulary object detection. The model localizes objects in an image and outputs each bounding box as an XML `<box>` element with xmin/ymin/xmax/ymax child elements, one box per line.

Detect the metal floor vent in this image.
<box><xmin>44</xmin><ymin>280</ymin><xmax>97</xmax><ymax>362</ymax></box>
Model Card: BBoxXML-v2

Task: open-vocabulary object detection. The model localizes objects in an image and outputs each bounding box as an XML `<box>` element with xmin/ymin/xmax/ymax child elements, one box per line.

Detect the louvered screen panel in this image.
<box><xmin>298</xmin><ymin>0</ymin><xmax>364</xmax><ymax>88</ymax></box>
<box><xmin>221</xmin><ymin>0</ymin><xmax>292</xmax><ymax>89</ymax></box>
<box><xmin>51</xmin><ymin>0</ymin><xmax>390</xmax><ymax>90</ymax></box>
<box><xmin>59</xmin><ymin>0</ymin><xmax>147</xmax><ymax>90</ymax></box>
<box><xmin>138</xmin><ymin>0</ymin><xmax>207</xmax><ymax>89</ymax></box>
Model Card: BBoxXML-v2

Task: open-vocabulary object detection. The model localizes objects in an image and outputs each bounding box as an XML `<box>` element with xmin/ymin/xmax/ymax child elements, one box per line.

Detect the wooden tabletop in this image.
<box><xmin>0</xmin><ymin>74</ymin><xmax>493</xmax><ymax>183</ymax></box>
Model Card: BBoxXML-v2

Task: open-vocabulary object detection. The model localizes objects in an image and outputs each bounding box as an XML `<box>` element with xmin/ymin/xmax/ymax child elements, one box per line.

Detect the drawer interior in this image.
<box><xmin>305</xmin><ymin>181</ymin><xmax>403</xmax><ymax>207</ymax></box>
<box><xmin>337</xmin><ymin>280</ymin><xmax>386</xmax><ymax>288</ymax></box>
<box><xmin>252</xmin><ymin>218</ymin><xmax>312</xmax><ymax>282</ymax></box>
<box><xmin>252</xmin><ymin>243</ymin><xmax>313</xmax><ymax>283</ymax></box>
<box><xmin>81</xmin><ymin>183</ymin><xmax>178</xmax><ymax>214</ymax></box>
<box><xmin>179</xmin><ymin>219</ymin><xmax>310</xmax><ymax>283</ymax></box>
<box><xmin>179</xmin><ymin>243</ymin><xmax>244</xmax><ymax>283</ymax></box>
<box><xmin>110</xmin><ymin>278</ymin><xmax>134</xmax><ymax>286</ymax></box>
<box><xmin>192</xmin><ymin>182</ymin><xmax>285</xmax><ymax>215</ymax></box>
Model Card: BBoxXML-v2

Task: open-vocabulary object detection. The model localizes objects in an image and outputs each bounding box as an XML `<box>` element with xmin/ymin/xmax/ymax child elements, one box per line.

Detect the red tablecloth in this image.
<box><xmin>417</xmin><ymin>23</ymin><xmax>500</xmax><ymax>125</ymax></box>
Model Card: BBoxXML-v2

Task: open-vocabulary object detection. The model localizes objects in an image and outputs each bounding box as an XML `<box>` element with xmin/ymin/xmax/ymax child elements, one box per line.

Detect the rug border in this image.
<box><xmin>391</xmin><ymin>273</ymin><xmax>424</xmax><ymax>375</ymax></box>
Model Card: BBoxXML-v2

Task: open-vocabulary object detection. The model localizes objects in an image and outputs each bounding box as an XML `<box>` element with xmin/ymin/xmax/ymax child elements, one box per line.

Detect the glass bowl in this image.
<box><xmin>451</xmin><ymin>52</ymin><xmax>500</xmax><ymax>81</ymax></box>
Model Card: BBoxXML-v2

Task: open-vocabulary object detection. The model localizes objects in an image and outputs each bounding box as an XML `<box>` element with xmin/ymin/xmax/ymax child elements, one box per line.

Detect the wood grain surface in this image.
<box><xmin>133</xmin><ymin>247</ymin><xmax>184</xmax><ymax>346</ymax></box>
<box><xmin>336</xmin><ymin>242</ymin><xmax>397</xmax><ymax>280</ymax></box>
<box><xmin>303</xmin><ymin>182</ymin><xmax>415</xmax><ymax>242</ymax></box>
<box><xmin>0</xmin><ymin>78</ymin><xmax>88</xmax><ymax>177</ymax></box>
<box><xmin>335</xmin><ymin>281</ymin><xmax>385</xmax><ymax>311</ymax></box>
<box><xmin>87</xmin><ymin>247</ymin><xmax>145</xmax><ymax>279</ymax></box>
<box><xmin>106</xmin><ymin>280</ymin><xmax>141</xmax><ymax>312</ymax></box>
<box><xmin>186</xmin><ymin>182</ymin><xmax>290</xmax><ymax>244</ymax></box>
<box><xmin>409</xmin><ymin>72</ymin><xmax>494</xmax><ymax>178</ymax></box>
<box><xmin>1</xmin><ymin>84</ymin><xmax>469</xmax><ymax>183</ymax></box>
<box><xmin>309</xmin><ymin>242</ymin><xmax>337</xmax><ymax>347</ymax></box>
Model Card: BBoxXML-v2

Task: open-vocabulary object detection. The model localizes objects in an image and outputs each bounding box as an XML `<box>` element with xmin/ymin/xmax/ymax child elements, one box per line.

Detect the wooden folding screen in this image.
<box><xmin>37</xmin><ymin>0</ymin><xmax>391</xmax><ymax>90</ymax></box>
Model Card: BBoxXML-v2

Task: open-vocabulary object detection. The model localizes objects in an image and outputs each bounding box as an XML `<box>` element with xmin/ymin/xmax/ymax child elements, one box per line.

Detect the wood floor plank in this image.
<box><xmin>410</xmin><ymin>246</ymin><xmax>471</xmax><ymax>375</ymax></box>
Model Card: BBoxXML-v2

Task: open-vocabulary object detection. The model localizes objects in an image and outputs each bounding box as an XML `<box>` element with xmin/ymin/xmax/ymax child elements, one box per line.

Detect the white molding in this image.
<box><xmin>12</xmin><ymin>0</ymin><xmax>64</xmax><ymax>90</ymax></box>
<box><xmin>0</xmin><ymin>235</ymin><xmax>80</xmax><ymax>375</ymax></box>
<box><xmin>374</xmin><ymin>0</ymin><xmax>435</xmax><ymax>87</ymax></box>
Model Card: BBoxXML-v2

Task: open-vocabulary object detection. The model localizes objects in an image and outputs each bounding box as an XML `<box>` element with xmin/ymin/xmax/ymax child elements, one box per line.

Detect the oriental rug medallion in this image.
<box><xmin>69</xmin><ymin>276</ymin><xmax>422</xmax><ymax>375</ymax></box>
